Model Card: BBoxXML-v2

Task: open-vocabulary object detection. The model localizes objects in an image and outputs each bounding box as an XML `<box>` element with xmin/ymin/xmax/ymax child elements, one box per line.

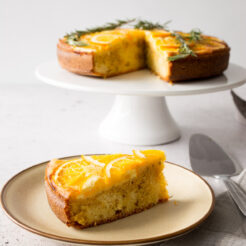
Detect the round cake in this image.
<box><xmin>57</xmin><ymin>20</ymin><xmax>230</xmax><ymax>82</ymax></box>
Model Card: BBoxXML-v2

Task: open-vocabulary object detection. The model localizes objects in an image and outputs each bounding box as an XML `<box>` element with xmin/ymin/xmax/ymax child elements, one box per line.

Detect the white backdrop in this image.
<box><xmin>0</xmin><ymin>0</ymin><xmax>245</xmax><ymax>84</ymax></box>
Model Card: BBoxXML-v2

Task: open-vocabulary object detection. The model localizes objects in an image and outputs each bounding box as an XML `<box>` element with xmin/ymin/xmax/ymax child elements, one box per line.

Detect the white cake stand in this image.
<box><xmin>36</xmin><ymin>61</ymin><xmax>246</xmax><ymax>145</ymax></box>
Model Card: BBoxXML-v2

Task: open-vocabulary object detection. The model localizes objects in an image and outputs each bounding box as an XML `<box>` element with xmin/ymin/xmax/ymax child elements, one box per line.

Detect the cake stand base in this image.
<box><xmin>99</xmin><ymin>95</ymin><xmax>180</xmax><ymax>145</ymax></box>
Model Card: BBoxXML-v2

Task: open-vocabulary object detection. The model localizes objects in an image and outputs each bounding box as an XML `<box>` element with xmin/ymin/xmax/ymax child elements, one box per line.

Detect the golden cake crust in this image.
<box><xmin>57</xmin><ymin>40</ymin><xmax>101</xmax><ymax>77</ymax></box>
<box><xmin>45</xmin><ymin>160</ymin><xmax>71</xmax><ymax>225</ymax></box>
<box><xmin>164</xmin><ymin>47</ymin><xmax>230</xmax><ymax>82</ymax></box>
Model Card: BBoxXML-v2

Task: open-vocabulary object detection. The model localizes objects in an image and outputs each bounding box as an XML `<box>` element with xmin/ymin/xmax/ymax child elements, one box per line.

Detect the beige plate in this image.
<box><xmin>1</xmin><ymin>157</ymin><xmax>214</xmax><ymax>245</ymax></box>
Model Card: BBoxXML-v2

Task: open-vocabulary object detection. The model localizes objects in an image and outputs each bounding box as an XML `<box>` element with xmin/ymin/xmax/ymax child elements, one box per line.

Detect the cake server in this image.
<box><xmin>189</xmin><ymin>134</ymin><xmax>246</xmax><ymax>216</ymax></box>
<box><xmin>231</xmin><ymin>90</ymin><xmax>246</xmax><ymax>119</ymax></box>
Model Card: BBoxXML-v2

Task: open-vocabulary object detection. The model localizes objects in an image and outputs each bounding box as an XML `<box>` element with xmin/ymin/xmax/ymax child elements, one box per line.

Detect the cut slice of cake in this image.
<box><xmin>45</xmin><ymin>150</ymin><xmax>168</xmax><ymax>228</ymax></box>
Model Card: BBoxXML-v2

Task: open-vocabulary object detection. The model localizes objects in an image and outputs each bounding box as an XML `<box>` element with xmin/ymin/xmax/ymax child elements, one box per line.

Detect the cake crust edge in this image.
<box><xmin>45</xmin><ymin>160</ymin><xmax>71</xmax><ymax>225</ymax></box>
<box><xmin>168</xmin><ymin>47</ymin><xmax>230</xmax><ymax>82</ymax></box>
<box><xmin>57</xmin><ymin>39</ymin><xmax>103</xmax><ymax>77</ymax></box>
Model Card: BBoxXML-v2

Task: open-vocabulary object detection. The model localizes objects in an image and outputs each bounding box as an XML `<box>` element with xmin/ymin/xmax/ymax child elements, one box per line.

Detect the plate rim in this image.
<box><xmin>0</xmin><ymin>156</ymin><xmax>215</xmax><ymax>245</ymax></box>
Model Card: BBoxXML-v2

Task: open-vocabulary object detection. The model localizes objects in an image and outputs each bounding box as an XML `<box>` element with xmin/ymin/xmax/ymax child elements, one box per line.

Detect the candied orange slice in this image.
<box><xmin>133</xmin><ymin>150</ymin><xmax>146</xmax><ymax>158</ymax></box>
<box><xmin>54</xmin><ymin>159</ymin><xmax>84</xmax><ymax>188</ymax></box>
<box><xmin>52</xmin><ymin>150</ymin><xmax>166</xmax><ymax>192</ymax></box>
<box><xmin>156</xmin><ymin>36</ymin><xmax>180</xmax><ymax>48</ymax></box>
<box><xmin>105</xmin><ymin>156</ymin><xmax>128</xmax><ymax>178</ymax></box>
<box><xmin>151</xmin><ymin>30</ymin><xmax>170</xmax><ymax>38</ymax></box>
<box><xmin>53</xmin><ymin>159</ymin><xmax>101</xmax><ymax>189</ymax></box>
<box><xmin>203</xmin><ymin>39</ymin><xmax>225</xmax><ymax>48</ymax></box>
<box><xmin>159</xmin><ymin>46</ymin><xmax>179</xmax><ymax>53</ymax></box>
<box><xmin>81</xmin><ymin>155</ymin><xmax>105</xmax><ymax>167</ymax></box>
<box><xmin>90</xmin><ymin>33</ymin><xmax>121</xmax><ymax>44</ymax></box>
<box><xmin>91</xmin><ymin>154</ymin><xmax>126</xmax><ymax>164</ymax></box>
<box><xmin>140</xmin><ymin>150</ymin><xmax>166</xmax><ymax>160</ymax></box>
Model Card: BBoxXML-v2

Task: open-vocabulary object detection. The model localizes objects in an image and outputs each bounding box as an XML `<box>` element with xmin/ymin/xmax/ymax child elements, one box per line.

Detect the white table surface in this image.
<box><xmin>0</xmin><ymin>83</ymin><xmax>246</xmax><ymax>245</ymax></box>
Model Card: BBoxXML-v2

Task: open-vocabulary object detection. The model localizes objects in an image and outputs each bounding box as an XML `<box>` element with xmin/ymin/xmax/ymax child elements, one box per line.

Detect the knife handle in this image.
<box><xmin>223</xmin><ymin>178</ymin><xmax>246</xmax><ymax>216</ymax></box>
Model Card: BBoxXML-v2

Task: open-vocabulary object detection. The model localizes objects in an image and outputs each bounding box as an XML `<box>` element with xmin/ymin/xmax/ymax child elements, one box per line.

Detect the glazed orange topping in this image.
<box><xmin>65</xmin><ymin>29</ymin><xmax>227</xmax><ymax>56</ymax></box>
<box><xmin>52</xmin><ymin>150</ymin><xmax>166</xmax><ymax>198</ymax></box>
<box><xmin>147</xmin><ymin>30</ymin><xmax>226</xmax><ymax>55</ymax></box>
<box><xmin>90</xmin><ymin>33</ymin><xmax>122</xmax><ymax>45</ymax></box>
<box><xmin>75</xmin><ymin>29</ymin><xmax>143</xmax><ymax>50</ymax></box>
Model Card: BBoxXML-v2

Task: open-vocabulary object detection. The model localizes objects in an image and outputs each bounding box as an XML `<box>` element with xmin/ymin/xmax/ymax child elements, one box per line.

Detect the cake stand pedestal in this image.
<box><xmin>36</xmin><ymin>62</ymin><xmax>246</xmax><ymax>145</ymax></box>
<box><xmin>99</xmin><ymin>95</ymin><xmax>180</xmax><ymax>145</ymax></box>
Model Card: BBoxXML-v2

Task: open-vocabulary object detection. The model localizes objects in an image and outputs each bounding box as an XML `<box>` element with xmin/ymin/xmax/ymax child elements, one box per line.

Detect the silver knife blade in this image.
<box><xmin>189</xmin><ymin>134</ymin><xmax>236</xmax><ymax>177</ymax></box>
<box><xmin>231</xmin><ymin>90</ymin><xmax>246</xmax><ymax>119</ymax></box>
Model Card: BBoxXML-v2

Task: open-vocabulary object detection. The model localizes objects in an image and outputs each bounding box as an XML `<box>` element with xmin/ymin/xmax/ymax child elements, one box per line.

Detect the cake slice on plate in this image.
<box><xmin>45</xmin><ymin>150</ymin><xmax>168</xmax><ymax>228</ymax></box>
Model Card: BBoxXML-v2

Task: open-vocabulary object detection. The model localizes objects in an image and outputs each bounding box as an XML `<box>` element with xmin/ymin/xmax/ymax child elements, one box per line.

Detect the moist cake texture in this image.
<box><xmin>45</xmin><ymin>150</ymin><xmax>168</xmax><ymax>228</ymax></box>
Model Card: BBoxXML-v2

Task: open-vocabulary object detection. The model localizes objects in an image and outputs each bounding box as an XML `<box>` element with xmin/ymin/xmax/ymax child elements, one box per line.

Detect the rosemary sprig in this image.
<box><xmin>133</xmin><ymin>20</ymin><xmax>171</xmax><ymax>30</ymax></box>
<box><xmin>189</xmin><ymin>28</ymin><xmax>202</xmax><ymax>42</ymax></box>
<box><xmin>75</xmin><ymin>19</ymin><xmax>135</xmax><ymax>36</ymax></box>
<box><xmin>66</xmin><ymin>38</ymin><xmax>88</xmax><ymax>47</ymax></box>
<box><xmin>65</xmin><ymin>19</ymin><xmax>135</xmax><ymax>46</ymax></box>
<box><xmin>168</xmin><ymin>29</ymin><xmax>203</xmax><ymax>61</ymax></box>
<box><xmin>168</xmin><ymin>53</ymin><xmax>191</xmax><ymax>61</ymax></box>
<box><xmin>168</xmin><ymin>32</ymin><xmax>196</xmax><ymax>61</ymax></box>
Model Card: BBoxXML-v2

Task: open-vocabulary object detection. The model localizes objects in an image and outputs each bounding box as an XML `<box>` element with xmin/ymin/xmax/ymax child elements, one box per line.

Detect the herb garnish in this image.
<box><xmin>167</xmin><ymin>32</ymin><xmax>196</xmax><ymax>61</ymax></box>
<box><xmin>66</xmin><ymin>38</ymin><xmax>88</xmax><ymax>47</ymax></box>
<box><xmin>65</xmin><ymin>19</ymin><xmax>202</xmax><ymax>61</ymax></box>
<box><xmin>189</xmin><ymin>29</ymin><xmax>202</xmax><ymax>42</ymax></box>
<box><xmin>168</xmin><ymin>29</ymin><xmax>202</xmax><ymax>61</ymax></box>
<box><xmin>133</xmin><ymin>20</ymin><xmax>171</xmax><ymax>30</ymax></box>
<box><xmin>65</xmin><ymin>19</ymin><xmax>135</xmax><ymax>46</ymax></box>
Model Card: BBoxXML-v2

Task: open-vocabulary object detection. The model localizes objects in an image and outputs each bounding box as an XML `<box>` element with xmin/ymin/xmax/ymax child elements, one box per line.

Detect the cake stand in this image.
<box><xmin>36</xmin><ymin>62</ymin><xmax>246</xmax><ymax>145</ymax></box>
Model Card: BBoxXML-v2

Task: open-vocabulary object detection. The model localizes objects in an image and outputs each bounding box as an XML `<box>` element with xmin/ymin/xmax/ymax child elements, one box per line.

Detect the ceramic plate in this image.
<box><xmin>1</xmin><ymin>157</ymin><xmax>214</xmax><ymax>245</ymax></box>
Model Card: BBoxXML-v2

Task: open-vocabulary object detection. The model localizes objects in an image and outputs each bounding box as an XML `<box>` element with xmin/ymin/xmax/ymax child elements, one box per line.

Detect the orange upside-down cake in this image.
<box><xmin>57</xmin><ymin>20</ymin><xmax>230</xmax><ymax>82</ymax></box>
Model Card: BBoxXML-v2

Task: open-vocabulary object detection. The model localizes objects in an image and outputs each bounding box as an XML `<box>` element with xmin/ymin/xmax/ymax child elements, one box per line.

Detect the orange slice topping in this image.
<box><xmin>53</xmin><ymin>159</ymin><xmax>102</xmax><ymax>190</ymax></box>
<box><xmin>132</xmin><ymin>150</ymin><xmax>146</xmax><ymax>159</ymax></box>
<box><xmin>90</xmin><ymin>33</ymin><xmax>121</xmax><ymax>44</ymax></box>
<box><xmin>54</xmin><ymin>159</ymin><xmax>86</xmax><ymax>189</ymax></box>
<box><xmin>52</xmin><ymin>150</ymin><xmax>166</xmax><ymax>196</ymax></box>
